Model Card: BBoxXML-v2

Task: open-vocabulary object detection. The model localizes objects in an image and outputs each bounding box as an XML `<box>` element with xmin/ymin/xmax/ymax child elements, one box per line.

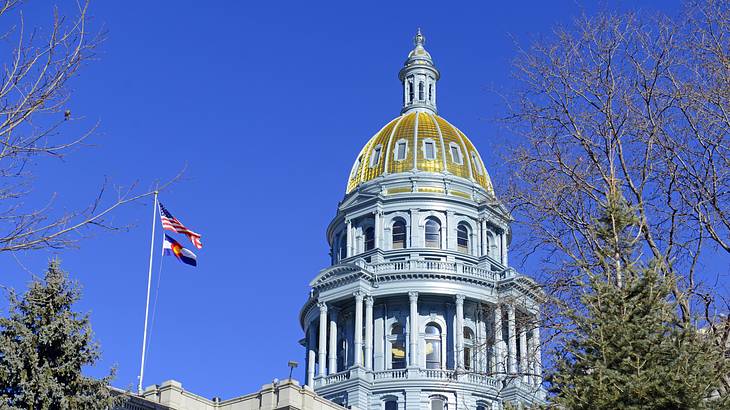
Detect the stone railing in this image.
<box><xmin>466</xmin><ymin>372</ymin><xmax>499</xmax><ymax>387</ymax></box>
<box><xmin>367</xmin><ymin>260</ymin><xmax>499</xmax><ymax>282</ymax></box>
<box><xmin>315</xmin><ymin>368</ymin><xmax>500</xmax><ymax>390</ymax></box>
<box><xmin>419</xmin><ymin>368</ymin><xmax>457</xmax><ymax>380</ymax></box>
<box><xmin>373</xmin><ymin>368</ymin><xmax>408</xmax><ymax>380</ymax></box>
<box><xmin>315</xmin><ymin>370</ymin><xmax>351</xmax><ymax>387</ymax></box>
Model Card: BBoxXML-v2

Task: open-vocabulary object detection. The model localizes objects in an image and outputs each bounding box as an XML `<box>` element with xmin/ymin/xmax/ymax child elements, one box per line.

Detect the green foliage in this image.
<box><xmin>548</xmin><ymin>189</ymin><xmax>730</xmax><ymax>409</ymax></box>
<box><xmin>0</xmin><ymin>260</ymin><xmax>116</xmax><ymax>410</ymax></box>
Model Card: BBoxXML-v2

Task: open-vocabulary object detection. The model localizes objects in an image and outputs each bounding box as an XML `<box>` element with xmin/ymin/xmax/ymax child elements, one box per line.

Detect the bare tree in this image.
<box><xmin>501</xmin><ymin>0</ymin><xmax>730</xmax><ymax>399</ymax></box>
<box><xmin>0</xmin><ymin>0</ymin><xmax>166</xmax><ymax>253</ymax></box>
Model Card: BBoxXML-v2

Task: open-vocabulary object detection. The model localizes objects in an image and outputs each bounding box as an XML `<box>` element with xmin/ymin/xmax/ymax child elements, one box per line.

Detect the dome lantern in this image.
<box><xmin>399</xmin><ymin>28</ymin><xmax>440</xmax><ymax>114</ymax></box>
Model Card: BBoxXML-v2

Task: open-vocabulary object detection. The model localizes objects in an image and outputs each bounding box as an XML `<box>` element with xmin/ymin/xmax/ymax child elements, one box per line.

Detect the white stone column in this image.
<box><xmin>507</xmin><ymin>304</ymin><xmax>517</xmax><ymax>374</ymax></box>
<box><xmin>328</xmin><ymin>308</ymin><xmax>338</xmax><ymax>375</ymax></box>
<box><xmin>408</xmin><ymin>291</ymin><xmax>419</xmax><ymax>366</ymax></box>
<box><xmin>317</xmin><ymin>302</ymin><xmax>328</xmax><ymax>376</ymax></box>
<box><xmin>365</xmin><ymin>296</ymin><xmax>374</xmax><ymax>370</ymax></box>
<box><xmin>346</xmin><ymin>219</ymin><xmax>353</xmax><ymax>258</ymax></box>
<box><xmin>307</xmin><ymin>324</ymin><xmax>316</xmax><ymax>386</ymax></box>
<box><xmin>493</xmin><ymin>305</ymin><xmax>505</xmax><ymax>376</ymax></box>
<box><xmin>455</xmin><ymin>294</ymin><xmax>465</xmax><ymax>369</ymax></box>
<box><xmin>531</xmin><ymin>322</ymin><xmax>542</xmax><ymax>385</ymax></box>
<box><xmin>353</xmin><ymin>292</ymin><xmax>364</xmax><ymax>367</ymax></box>
<box><xmin>519</xmin><ymin>324</ymin><xmax>528</xmax><ymax>382</ymax></box>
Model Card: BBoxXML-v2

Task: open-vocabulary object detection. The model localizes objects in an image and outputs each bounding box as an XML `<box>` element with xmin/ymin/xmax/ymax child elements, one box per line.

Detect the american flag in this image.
<box><xmin>158</xmin><ymin>202</ymin><xmax>203</xmax><ymax>249</ymax></box>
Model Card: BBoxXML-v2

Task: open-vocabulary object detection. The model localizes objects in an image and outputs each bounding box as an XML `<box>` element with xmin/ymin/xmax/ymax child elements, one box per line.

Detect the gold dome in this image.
<box><xmin>346</xmin><ymin>111</ymin><xmax>494</xmax><ymax>195</ymax></box>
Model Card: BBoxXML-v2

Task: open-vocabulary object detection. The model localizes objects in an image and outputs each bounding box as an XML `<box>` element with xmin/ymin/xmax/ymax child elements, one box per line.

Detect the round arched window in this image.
<box><xmin>457</xmin><ymin>223</ymin><xmax>470</xmax><ymax>254</ymax></box>
<box><xmin>392</xmin><ymin>219</ymin><xmax>407</xmax><ymax>249</ymax></box>
<box><xmin>424</xmin><ymin>217</ymin><xmax>441</xmax><ymax>248</ymax></box>
<box><xmin>464</xmin><ymin>327</ymin><xmax>475</xmax><ymax>370</ymax></box>
<box><xmin>390</xmin><ymin>323</ymin><xmax>406</xmax><ymax>369</ymax></box>
<box><xmin>425</xmin><ymin>323</ymin><xmax>442</xmax><ymax>369</ymax></box>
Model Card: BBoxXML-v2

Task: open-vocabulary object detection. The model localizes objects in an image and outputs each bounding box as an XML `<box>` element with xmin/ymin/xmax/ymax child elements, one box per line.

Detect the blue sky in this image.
<box><xmin>2</xmin><ymin>0</ymin><xmax>714</xmax><ymax>400</ymax></box>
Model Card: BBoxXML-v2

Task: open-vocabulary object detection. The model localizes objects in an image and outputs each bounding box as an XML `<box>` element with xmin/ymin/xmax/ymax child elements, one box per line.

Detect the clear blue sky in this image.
<box><xmin>4</xmin><ymin>0</ymin><xmax>715</xmax><ymax>400</ymax></box>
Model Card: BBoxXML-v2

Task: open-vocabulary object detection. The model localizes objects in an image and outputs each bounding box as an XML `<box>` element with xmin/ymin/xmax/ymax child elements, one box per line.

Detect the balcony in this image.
<box><xmin>313</xmin><ymin>367</ymin><xmax>500</xmax><ymax>389</ymax></box>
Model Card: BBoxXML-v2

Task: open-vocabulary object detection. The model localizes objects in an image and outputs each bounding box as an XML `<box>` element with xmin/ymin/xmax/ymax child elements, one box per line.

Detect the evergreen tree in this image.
<box><xmin>549</xmin><ymin>187</ymin><xmax>729</xmax><ymax>409</ymax></box>
<box><xmin>0</xmin><ymin>260</ymin><xmax>116</xmax><ymax>409</ymax></box>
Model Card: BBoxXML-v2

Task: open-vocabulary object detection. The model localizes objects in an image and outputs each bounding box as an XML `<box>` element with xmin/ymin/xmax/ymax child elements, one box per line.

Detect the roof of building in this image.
<box><xmin>345</xmin><ymin>111</ymin><xmax>494</xmax><ymax>195</ymax></box>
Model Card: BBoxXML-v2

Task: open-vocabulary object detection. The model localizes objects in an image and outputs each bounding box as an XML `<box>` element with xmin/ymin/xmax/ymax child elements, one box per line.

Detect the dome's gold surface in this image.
<box><xmin>346</xmin><ymin>111</ymin><xmax>494</xmax><ymax>195</ymax></box>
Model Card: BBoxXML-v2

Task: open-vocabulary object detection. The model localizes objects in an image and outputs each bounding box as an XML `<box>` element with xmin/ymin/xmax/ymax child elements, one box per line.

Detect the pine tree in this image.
<box><xmin>0</xmin><ymin>260</ymin><xmax>116</xmax><ymax>409</ymax></box>
<box><xmin>549</xmin><ymin>187</ymin><xmax>729</xmax><ymax>409</ymax></box>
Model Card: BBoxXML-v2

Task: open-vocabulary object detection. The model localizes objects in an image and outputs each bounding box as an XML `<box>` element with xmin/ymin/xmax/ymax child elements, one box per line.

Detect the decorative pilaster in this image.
<box><xmin>409</xmin><ymin>209</ymin><xmax>419</xmax><ymax>248</ymax></box>
<box><xmin>353</xmin><ymin>292</ymin><xmax>364</xmax><ymax>367</ymax></box>
<box><xmin>408</xmin><ymin>291</ymin><xmax>419</xmax><ymax>366</ymax></box>
<box><xmin>446</xmin><ymin>210</ymin><xmax>455</xmax><ymax>250</ymax></box>
<box><xmin>346</xmin><ymin>219</ymin><xmax>353</xmax><ymax>258</ymax></box>
<box><xmin>374</xmin><ymin>211</ymin><xmax>382</xmax><ymax>250</ymax></box>
<box><xmin>317</xmin><ymin>302</ymin><xmax>328</xmax><ymax>376</ymax></box>
<box><xmin>328</xmin><ymin>308</ymin><xmax>339</xmax><ymax>375</ymax></box>
<box><xmin>501</xmin><ymin>231</ymin><xmax>508</xmax><ymax>265</ymax></box>
<box><xmin>455</xmin><ymin>294</ymin><xmax>465</xmax><ymax>369</ymax></box>
<box><xmin>365</xmin><ymin>296</ymin><xmax>374</xmax><ymax>370</ymax></box>
<box><xmin>480</xmin><ymin>219</ymin><xmax>487</xmax><ymax>256</ymax></box>
<box><xmin>507</xmin><ymin>304</ymin><xmax>517</xmax><ymax>374</ymax></box>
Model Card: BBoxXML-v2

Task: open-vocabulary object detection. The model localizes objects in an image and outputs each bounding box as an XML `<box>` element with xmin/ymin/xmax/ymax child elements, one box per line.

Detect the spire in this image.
<box><xmin>414</xmin><ymin>28</ymin><xmax>425</xmax><ymax>47</ymax></box>
<box><xmin>399</xmin><ymin>29</ymin><xmax>440</xmax><ymax>114</ymax></box>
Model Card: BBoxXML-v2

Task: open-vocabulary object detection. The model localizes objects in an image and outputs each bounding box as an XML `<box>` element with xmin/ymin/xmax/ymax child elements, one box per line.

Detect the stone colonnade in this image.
<box><xmin>305</xmin><ymin>292</ymin><xmax>542</xmax><ymax>386</ymax></box>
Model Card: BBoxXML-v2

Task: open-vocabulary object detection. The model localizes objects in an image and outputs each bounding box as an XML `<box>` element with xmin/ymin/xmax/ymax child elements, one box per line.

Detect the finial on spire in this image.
<box><xmin>414</xmin><ymin>28</ymin><xmax>425</xmax><ymax>47</ymax></box>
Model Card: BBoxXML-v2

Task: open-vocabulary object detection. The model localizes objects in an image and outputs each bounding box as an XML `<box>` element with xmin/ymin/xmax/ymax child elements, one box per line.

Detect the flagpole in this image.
<box><xmin>138</xmin><ymin>190</ymin><xmax>158</xmax><ymax>394</ymax></box>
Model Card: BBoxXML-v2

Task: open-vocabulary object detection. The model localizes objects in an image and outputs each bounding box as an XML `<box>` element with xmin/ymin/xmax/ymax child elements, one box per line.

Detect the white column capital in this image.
<box><xmin>408</xmin><ymin>291</ymin><xmax>419</xmax><ymax>303</ymax></box>
<box><xmin>353</xmin><ymin>291</ymin><xmax>365</xmax><ymax>301</ymax></box>
<box><xmin>365</xmin><ymin>295</ymin><xmax>374</xmax><ymax>307</ymax></box>
<box><xmin>317</xmin><ymin>301</ymin><xmax>328</xmax><ymax>313</ymax></box>
<box><xmin>454</xmin><ymin>294</ymin><xmax>465</xmax><ymax>305</ymax></box>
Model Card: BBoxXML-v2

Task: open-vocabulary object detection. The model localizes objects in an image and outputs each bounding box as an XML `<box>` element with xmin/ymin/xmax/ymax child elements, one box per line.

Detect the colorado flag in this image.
<box><xmin>163</xmin><ymin>234</ymin><xmax>197</xmax><ymax>266</ymax></box>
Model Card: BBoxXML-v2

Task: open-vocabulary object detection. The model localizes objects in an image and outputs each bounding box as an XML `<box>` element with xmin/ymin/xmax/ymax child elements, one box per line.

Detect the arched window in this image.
<box><xmin>425</xmin><ymin>323</ymin><xmax>442</xmax><ymax>369</ymax></box>
<box><xmin>429</xmin><ymin>84</ymin><xmax>433</xmax><ymax>102</ymax></box>
<box><xmin>464</xmin><ymin>327</ymin><xmax>475</xmax><ymax>370</ymax></box>
<box><xmin>408</xmin><ymin>79</ymin><xmax>414</xmax><ymax>103</ymax></box>
<box><xmin>429</xmin><ymin>395</ymin><xmax>447</xmax><ymax>410</ymax></box>
<box><xmin>370</xmin><ymin>145</ymin><xmax>382</xmax><ymax>168</ymax></box>
<box><xmin>487</xmin><ymin>231</ymin><xmax>498</xmax><ymax>259</ymax></box>
<box><xmin>425</xmin><ymin>217</ymin><xmax>441</xmax><ymax>248</ymax></box>
<box><xmin>337</xmin><ymin>233</ymin><xmax>347</xmax><ymax>261</ymax></box>
<box><xmin>419</xmin><ymin>82</ymin><xmax>424</xmax><ymax>100</ymax></box>
<box><xmin>364</xmin><ymin>227</ymin><xmax>375</xmax><ymax>251</ymax></box>
<box><xmin>476</xmin><ymin>404</ymin><xmax>487</xmax><ymax>410</ymax></box>
<box><xmin>449</xmin><ymin>143</ymin><xmax>463</xmax><ymax>164</ymax></box>
<box><xmin>392</xmin><ymin>219</ymin><xmax>407</xmax><ymax>249</ymax></box>
<box><xmin>395</xmin><ymin>140</ymin><xmax>408</xmax><ymax>161</ymax></box>
<box><xmin>457</xmin><ymin>223</ymin><xmax>470</xmax><ymax>254</ymax></box>
<box><xmin>350</xmin><ymin>155</ymin><xmax>362</xmax><ymax>179</ymax></box>
<box><xmin>384</xmin><ymin>400</ymin><xmax>398</xmax><ymax>410</ymax></box>
<box><xmin>390</xmin><ymin>323</ymin><xmax>406</xmax><ymax>369</ymax></box>
<box><xmin>471</xmin><ymin>151</ymin><xmax>484</xmax><ymax>175</ymax></box>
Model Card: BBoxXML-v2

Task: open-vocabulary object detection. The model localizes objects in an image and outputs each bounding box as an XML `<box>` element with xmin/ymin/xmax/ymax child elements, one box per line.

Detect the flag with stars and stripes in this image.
<box><xmin>158</xmin><ymin>202</ymin><xmax>203</xmax><ymax>249</ymax></box>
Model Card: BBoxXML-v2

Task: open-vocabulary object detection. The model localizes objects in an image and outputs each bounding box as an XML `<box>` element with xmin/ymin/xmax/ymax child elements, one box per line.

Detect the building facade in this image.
<box><xmin>299</xmin><ymin>31</ymin><xmax>545</xmax><ymax>410</ymax></box>
<box><xmin>118</xmin><ymin>379</ymin><xmax>347</xmax><ymax>410</ymax></box>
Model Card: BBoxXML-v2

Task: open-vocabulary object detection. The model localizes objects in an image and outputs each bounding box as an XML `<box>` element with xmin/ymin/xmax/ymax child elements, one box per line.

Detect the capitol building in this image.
<box><xmin>123</xmin><ymin>31</ymin><xmax>545</xmax><ymax>410</ymax></box>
